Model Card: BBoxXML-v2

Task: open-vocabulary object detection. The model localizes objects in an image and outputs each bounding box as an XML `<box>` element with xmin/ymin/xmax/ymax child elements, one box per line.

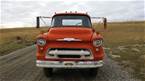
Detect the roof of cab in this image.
<box><xmin>52</xmin><ymin>12</ymin><xmax>90</xmax><ymax>18</ymax></box>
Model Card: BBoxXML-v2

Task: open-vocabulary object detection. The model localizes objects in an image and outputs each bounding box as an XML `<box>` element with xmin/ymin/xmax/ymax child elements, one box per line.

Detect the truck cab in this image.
<box><xmin>36</xmin><ymin>12</ymin><xmax>107</xmax><ymax>77</ymax></box>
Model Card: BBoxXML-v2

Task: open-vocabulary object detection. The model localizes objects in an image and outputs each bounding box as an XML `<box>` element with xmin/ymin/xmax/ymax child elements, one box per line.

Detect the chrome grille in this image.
<box><xmin>58</xmin><ymin>55</ymin><xmax>81</xmax><ymax>58</ymax></box>
<box><xmin>46</xmin><ymin>48</ymin><xmax>93</xmax><ymax>59</ymax></box>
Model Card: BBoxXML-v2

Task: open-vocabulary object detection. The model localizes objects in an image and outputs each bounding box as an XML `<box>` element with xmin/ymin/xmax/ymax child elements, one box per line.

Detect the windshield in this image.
<box><xmin>51</xmin><ymin>15</ymin><xmax>92</xmax><ymax>27</ymax></box>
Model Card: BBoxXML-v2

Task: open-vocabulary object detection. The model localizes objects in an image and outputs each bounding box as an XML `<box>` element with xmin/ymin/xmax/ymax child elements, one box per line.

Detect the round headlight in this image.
<box><xmin>36</xmin><ymin>39</ymin><xmax>46</xmax><ymax>46</ymax></box>
<box><xmin>93</xmin><ymin>39</ymin><xmax>103</xmax><ymax>47</ymax></box>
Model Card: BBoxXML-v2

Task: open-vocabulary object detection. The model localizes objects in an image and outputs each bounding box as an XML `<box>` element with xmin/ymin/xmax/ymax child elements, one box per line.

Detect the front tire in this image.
<box><xmin>43</xmin><ymin>68</ymin><xmax>53</xmax><ymax>77</ymax></box>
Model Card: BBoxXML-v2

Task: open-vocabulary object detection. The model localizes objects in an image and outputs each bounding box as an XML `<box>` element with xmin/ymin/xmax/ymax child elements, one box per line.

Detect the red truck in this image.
<box><xmin>36</xmin><ymin>12</ymin><xmax>107</xmax><ymax>77</ymax></box>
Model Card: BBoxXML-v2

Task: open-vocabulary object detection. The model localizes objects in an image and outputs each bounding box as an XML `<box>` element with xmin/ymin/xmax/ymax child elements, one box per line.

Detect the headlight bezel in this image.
<box><xmin>36</xmin><ymin>38</ymin><xmax>46</xmax><ymax>46</ymax></box>
<box><xmin>93</xmin><ymin>39</ymin><xmax>103</xmax><ymax>47</ymax></box>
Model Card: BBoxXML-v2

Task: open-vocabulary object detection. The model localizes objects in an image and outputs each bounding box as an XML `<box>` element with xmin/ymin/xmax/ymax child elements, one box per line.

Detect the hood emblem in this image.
<box><xmin>56</xmin><ymin>38</ymin><xmax>82</xmax><ymax>42</ymax></box>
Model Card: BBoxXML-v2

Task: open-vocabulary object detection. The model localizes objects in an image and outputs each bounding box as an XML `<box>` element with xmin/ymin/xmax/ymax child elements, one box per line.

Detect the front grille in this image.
<box><xmin>49</xmin><ymin>48</ymin><xmax>88</xmax><ymax>51</ymax></box>
<box><xmin>46</xmin><ymin>48</ymin><xmax>92</xmax><ymax>59</ymax></box>
<box><xmin>58</xmin><ymin>55</ymin><xmax>81</xmax><ymax>58</ymax></box>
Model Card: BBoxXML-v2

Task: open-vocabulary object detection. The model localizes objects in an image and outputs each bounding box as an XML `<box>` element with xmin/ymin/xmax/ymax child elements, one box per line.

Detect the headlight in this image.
<box><xmin>93</xmin><ymin>39</ymin><xmax>103</xmax><ymax>47</ymax></box>
<box><xmin>36</xmin><ymin>38</ymin><xmax>46</xmax><ymax>46</ymax></box>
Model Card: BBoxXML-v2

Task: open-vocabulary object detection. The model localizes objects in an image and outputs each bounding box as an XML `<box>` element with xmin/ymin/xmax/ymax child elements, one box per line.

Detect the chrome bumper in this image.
<box><xmin>36</xmin><ymin>60</ymin><xmax>103</xmax><ymax>68</ymax></box>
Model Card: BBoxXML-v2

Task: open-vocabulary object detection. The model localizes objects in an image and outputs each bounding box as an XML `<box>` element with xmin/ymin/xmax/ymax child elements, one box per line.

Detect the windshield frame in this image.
<box><xmin>51</xmin><ymin>15</ymin><xmax>92</xmax><ymax>27</ymax></box>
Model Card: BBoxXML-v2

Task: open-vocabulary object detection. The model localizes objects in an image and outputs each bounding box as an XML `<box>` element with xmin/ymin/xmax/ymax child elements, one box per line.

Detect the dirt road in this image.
<box><xmin>0</xmin><ymin>45</ymin><xmax>141</xmax><ymax>81</ymax></box>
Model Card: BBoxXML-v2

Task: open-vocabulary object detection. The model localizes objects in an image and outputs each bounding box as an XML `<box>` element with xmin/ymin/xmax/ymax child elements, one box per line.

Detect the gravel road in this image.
<box><xmin>0</xmin><ymin>45</ymin><xmax>141</xmax><ymax>81</ymax></box>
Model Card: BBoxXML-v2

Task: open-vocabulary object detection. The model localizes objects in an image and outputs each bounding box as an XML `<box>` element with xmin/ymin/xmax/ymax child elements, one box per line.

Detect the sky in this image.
<box><xmin>0</xmin><ymin>0</ymin><xmax>145</xmax><ymax>28</ymax></box>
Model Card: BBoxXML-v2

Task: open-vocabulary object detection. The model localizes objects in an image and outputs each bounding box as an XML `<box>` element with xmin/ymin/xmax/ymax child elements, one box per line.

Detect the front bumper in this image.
<box><xmin>36</xmin><ymin>60</ymin><xmax>103</xmax><ymax>68</ymax></box>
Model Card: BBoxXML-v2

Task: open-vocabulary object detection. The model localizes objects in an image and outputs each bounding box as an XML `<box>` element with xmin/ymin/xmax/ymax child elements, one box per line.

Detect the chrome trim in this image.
<box><xmin>48</xmin><ymin>50</ymin><xmax>90</xmax><ymax>55</ymax></box>
<box><xmin>46</xmin><ymin>49</ymin><xmax>93</xmax><ymax>59</ymax></box>
<box><xmin>36</xmin><ymin>60</ymin><xmax>103</xmax><ymax>68</ymax></box>
<box><xmin>56</xmin><ymin>38</ymin><xmax>82</xmax><ymax>42</ymax></box>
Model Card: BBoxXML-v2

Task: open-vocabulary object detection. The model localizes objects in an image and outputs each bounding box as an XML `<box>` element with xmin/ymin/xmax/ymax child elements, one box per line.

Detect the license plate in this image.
<box><xmin>63</xmin><ymin>62</ymin><xmax>74</xmax><ymax>66</ymax></box>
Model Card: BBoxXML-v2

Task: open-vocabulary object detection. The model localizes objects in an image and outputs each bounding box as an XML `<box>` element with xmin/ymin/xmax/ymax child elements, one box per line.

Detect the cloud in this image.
<box><xmin>0</xmin><ymin>0</ymin><xmax>144</xmax><ymax>28</ymax></box>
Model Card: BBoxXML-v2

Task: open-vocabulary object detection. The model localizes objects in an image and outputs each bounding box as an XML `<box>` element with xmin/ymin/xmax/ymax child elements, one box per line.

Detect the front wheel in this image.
<box><xmin>43</xmin><ymin>68</ymin><xmax>53</xmax><ymax>77</ymax></box>
<box><xmin>89</xmin><ymin>68</ymin><xmax>99</xmax><ymax>76</ymax></box>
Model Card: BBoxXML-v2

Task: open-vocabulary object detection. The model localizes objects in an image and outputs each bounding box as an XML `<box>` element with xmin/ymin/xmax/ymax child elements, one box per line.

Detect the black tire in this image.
<box><xmin>43</xmin><ymin>68</ymin><xmax>53</xmax><ymax>77</ymax></box>
<box><xmin>89</xmin><ymin>68</ymin><xmax>99</xmax><ymax>76</ymax></box>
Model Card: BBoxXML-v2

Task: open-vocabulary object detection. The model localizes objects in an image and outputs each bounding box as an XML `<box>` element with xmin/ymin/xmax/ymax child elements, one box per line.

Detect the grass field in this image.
<box><xmin>0</xmin><ymin>27</ymin><xmax>48</xmax><ymax>55</ymax></box>
<box><xmin>100</xmin><ymin>21</ymin><xmax>145</xmax><ymax>80</ymax></box>
<box><xmin>0</xmin><ymin>21</ymin><xmax>145</xmax><ymax>80</ymax></box>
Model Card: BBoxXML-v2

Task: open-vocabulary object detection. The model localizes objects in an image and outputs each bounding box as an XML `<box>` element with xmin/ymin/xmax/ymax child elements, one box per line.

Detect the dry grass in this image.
<box><xmin>94</xmin><ymin>21</ymin><xmax>145</xmax><ymax>80</ymax></box>
<box><xmin>111</xmin><ymin>45</ymin><xmax>145</xmax><ymax>80</ymax></box>
<box><xmin>94</xmin><ymin>21</ymin><xmax>145</xmax><ymax>47</ymax></box>
<box><xmin>0</xmin><ymin>27</ymin><xmax>48</xmax><ymax>55</ymax></box>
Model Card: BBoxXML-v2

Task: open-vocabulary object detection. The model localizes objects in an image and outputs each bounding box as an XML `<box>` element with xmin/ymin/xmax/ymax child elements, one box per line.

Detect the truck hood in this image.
<box><xmin>46</xmin><ymin>27</ymin><xmax>93</xmax><ymax>41</ymax></box>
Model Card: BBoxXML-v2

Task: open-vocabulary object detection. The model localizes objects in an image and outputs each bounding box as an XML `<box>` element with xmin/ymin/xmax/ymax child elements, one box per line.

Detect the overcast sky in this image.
<box><xmin>0</xmin><ymin>0</ymin><xmax>144</xmax><ymax>28</ymax></box>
